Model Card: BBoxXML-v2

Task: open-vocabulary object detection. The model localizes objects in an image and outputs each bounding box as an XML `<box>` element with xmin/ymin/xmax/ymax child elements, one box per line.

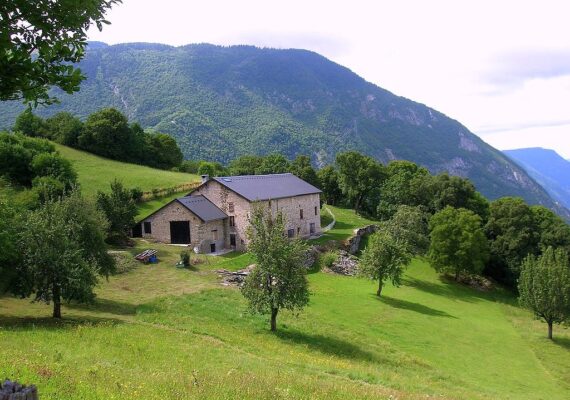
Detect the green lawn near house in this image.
<box><xmin>313</xmin><ymin>205</ymin><xmax>378</xmax><ymax>244</ymax></box>
<box><xmin>1</xmin><ymin>209</ymin><xmax>570</xmax><ymax>399</ymax></box>
<box><xmin>55</xmin><ymin>144</ymin><xmax>199</xmax><ymax>198</ymax></box>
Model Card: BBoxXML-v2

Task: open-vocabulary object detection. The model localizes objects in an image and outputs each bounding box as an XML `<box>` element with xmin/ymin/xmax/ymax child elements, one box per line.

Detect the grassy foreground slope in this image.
<box><xmin>1</xmin><ymin>209</ymin><xmax>570</xmax><ymax>399</ymax></box>
<box><xmin>55</xmin><ymin>144</ymin><xmax>199</xmax><ymax>197</ymax></box>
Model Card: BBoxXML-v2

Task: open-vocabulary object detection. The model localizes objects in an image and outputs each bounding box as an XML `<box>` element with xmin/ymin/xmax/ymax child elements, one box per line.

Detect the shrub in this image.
<box><xmin>319</xmin><ymin>250</ymin><xmax>339</xmax><ymax>270</ymax></box>
<box><xmin>111</xmin><ymin>253</ymin><xmax>139</xmax><ymax>274</ymax></box>
<box><xmin>180</xmin><ymin>250</ymin><xmax>191</xmax><ymax>267</ymax></box>
<box><xmin>130</xmin><ymin>187</ymin><xmax>144</xmax><ymax>203</ymax></box>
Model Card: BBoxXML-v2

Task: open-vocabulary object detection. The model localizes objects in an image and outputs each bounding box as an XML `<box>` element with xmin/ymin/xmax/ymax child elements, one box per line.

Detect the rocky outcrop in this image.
<box><xmin>0</xmin><ymin>380</ymin><xmax>38</xmax><ymax>400</ymax></box>
<box><xmin>328</xmin><ymin>251</ymin><xmax>359</xmax><ymax>276</ymax></box>
<box><xmin>303</xmin><ymin>246</ymin><xmax>321</xmax><ymax>269</ymax></box>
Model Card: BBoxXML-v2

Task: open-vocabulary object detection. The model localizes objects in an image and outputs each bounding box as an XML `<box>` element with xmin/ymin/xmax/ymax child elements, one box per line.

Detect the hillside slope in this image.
<box><xmin>55</xmin><ymin>144</ymin><xmax>199</xmax><ymax>197</ymax></box>
<box><xmin>1</xmin><ymin>208</ymin><xmax>569</xmax><ymax>399</ymax></box>
<box><xmin>505</xmin><ymin>148</ymin><xmax>570</xmax><ymax>211</ymax></box>
<box><xmin>1</xmin><ymin>42</ymin><xmax>566</xmax><ymax>217</ymax></box>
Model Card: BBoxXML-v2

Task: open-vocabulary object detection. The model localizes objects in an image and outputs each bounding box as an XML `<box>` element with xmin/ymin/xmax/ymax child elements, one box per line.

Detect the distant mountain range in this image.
<box><xmin>504</xmin><ymin>148</ymin><xmax>570</xmax><ymax>211</ymax></box>
<box><xmin>1</xmin><ymin>42</ymin><xmax>568</xmax><ymax>218</ymax></box>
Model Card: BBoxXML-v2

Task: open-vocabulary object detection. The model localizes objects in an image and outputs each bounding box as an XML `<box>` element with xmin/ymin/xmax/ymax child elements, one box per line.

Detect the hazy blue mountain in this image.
<box><xmin>1</xmin><ymin>42</ymin><xmax>567</xmax><ymax>218</ymax></box>
<box><xmin>505</xmin><ymin>148</ymin><xmax>570</xmax><ymax>211</ymax></box>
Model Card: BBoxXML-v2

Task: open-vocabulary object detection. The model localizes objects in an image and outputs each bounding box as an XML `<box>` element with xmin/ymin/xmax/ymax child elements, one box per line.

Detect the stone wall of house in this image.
<box><xmin>193</xmin><ymin>181</ymin><xmax>252</xmax><ymax>251</ymax></box>
<box><xmin>270</xmin><ymin>193</ymin><xmax>322</xmax><ymax>239</ymax></box>
<box><xmin>141</xmin><ymin>200</ymin><xmax>227</xmax><ymax>252</ymax></box>
<box><xmin>194</xmin><ymin>180</ymin><xmax>322</xmax><ymax>250</ymax></box>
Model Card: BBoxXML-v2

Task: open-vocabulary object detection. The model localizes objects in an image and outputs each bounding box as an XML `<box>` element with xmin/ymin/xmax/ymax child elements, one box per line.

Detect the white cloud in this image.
<box><xmin>88</xmin><ymin>0</ymin><xmax>570</xmax><ymax>158</ymax></box>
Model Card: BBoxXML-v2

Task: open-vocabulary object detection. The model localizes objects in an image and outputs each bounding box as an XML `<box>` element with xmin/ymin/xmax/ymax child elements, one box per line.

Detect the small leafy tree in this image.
<box><xmin>290</xmin><ymin>155</ymin><xmax>319</xmax><ymax>187</ymax></box>
<box><xmin>14</xmin><ymin>192</ymin><xmax>114</xmax><ymax>318</ymax></box>
<box><xmin>241</xmin><ymin>205</ymin><xmax>309</xmax><ymax>331</ymax></box>
<box><xmin>96</xmin><ymin>180</ymin><xmax>138</xmax><ymax>245</ymax></box>
<box><xmin>317</xmin><ymin>165</ymin><xmax>342</xmax><ymax>206</ymax></box>
<box><xmin>13</xmin><ymin>110</ymin><xmax>48</xmax><ymax>137</ymax></box>
<box><xmin>377</xmin><ymin>160</ymin><xmax>432</xmax><ymax>220</ymax></box>
<box><xmin>429</xmin><ymin>206</ymin><xmax>489</xmax><ymax>281</ymax></box>
<box><xmin>45</xmin><ymin>112</ymin><xmax>84</xmax><ymax>146</ymax></box>
<box><xmin>518</xmin><ymin>247</ymin><xmax>570</xmax><ymax>339</ymax></box>
<box><xmin>381</xmin><ymin>205</ymin><xmax>429</xmax><ymax>255</ymax></box>
<box><xmin>79</xmin><ymin>108</ymin><xmax>132</xmax><ymax>160</ymax></box>
<box><xmin>359</xmin><ymin>231</ymin><xmax>411</xmax><ymax>296</ymax></box>
<box><xmin>484</xmin><ymin>197</ymin><xmax>539</xmax><ymax>287</ymax></box>
<box><xmin>336</xmin><ymin>151</ymin><xmax>385</xmax><ymax>213</ymax></box>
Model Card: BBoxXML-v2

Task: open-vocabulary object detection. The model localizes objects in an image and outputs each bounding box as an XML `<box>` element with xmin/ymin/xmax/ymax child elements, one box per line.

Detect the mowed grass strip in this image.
<box><xmin>55</xmin><ymin>144</ymin><xmax>199</xmax><ymax>198</ymax></box>
<box><xmin>312</xmin><ymin>205</ymin><xmax>378</xmax><ymax>244</ymax></box>
<box><xmin>1</xmin><ymin>209</ymin><xmax>570</xmax><ymax>399</ymax></box>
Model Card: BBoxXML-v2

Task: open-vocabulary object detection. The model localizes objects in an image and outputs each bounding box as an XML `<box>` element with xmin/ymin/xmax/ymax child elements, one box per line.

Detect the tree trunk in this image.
<box><xmin>455</xmin><ymin>269</ymin><xmax>459</xmax><ymax>281</ymax></box>
<box><xmin>52</xmin><ymin>285</ymin><xmax>62</xmax><ymax>319</ymax></box>
<box><xmin>548</xmin><ymin>321</ymin><xmax>553</xmax><ymax>340</ymax></box>
<box><xmin>270</xmin><ymin>308</ymin><xmax>278</xmax><ymax>331</ymax></box>
<box><xmin>377</xmin><ymin>280</ymin><xmax>383</xmax><ymax>297</ymax></box>
<box><xmin>354</xmin><ymin>195</ymin><xmax>362</xmax><ymax>213</ymax></box>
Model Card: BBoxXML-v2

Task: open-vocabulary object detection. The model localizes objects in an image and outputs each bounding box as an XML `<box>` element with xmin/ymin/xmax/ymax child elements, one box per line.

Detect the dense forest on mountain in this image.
<box><xmin>1</xmin><ymin>42</ymin><xmax>567</xmax><ymax>218</ymax></box>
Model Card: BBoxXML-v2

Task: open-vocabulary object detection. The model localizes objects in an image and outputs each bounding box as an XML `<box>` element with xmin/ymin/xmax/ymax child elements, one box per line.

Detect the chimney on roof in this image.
<box><xmin>201</xmin><ymin>174</ymin><xmax>209</xmax><ymax>184</ymax></box>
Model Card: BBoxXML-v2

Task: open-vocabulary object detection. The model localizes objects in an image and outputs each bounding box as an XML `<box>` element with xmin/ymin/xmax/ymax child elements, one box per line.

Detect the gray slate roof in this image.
<box><xmin>212</xmin><ymin>173</ymin><xmax>321</xmax><ymax>201</ymax></box>
<box><xmin>176</xmin><ymin>195</ymin><xmax>227</xmax><ymax>222</ymax></box>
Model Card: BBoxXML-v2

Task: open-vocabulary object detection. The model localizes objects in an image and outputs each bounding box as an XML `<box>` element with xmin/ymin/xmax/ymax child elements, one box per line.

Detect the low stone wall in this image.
<box><xmin>345</xmin><ymin>225</ymin><xmax>378</xmax><ymax>255</ymax></box>
<box><xmin>140</xmin><ymin>182</ymin><xmax>201</xmax><ymax>202</ymax></box>
<box><xmin>0</xmin><ymin>380</ymin><xmax>38</xmax><ymax>400</ymax></box>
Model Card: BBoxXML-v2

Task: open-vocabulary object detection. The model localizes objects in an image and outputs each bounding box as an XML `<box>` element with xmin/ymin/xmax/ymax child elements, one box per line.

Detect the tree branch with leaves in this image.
<box><xmin>1</xmin><ymin>0</ymin><xmax>121</xmax><ymax>105</ymax></box>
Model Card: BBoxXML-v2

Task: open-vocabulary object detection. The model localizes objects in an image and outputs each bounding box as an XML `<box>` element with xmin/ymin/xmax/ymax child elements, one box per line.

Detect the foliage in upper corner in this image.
<box><xmin>0</xmin><ymin>0</ymin><xmax>121</xmax><ymax>105</ymax></box>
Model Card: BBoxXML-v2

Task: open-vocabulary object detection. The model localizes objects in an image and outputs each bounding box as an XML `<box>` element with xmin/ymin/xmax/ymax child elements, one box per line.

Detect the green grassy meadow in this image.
<box><xmin>313</xmin><ymin>206</ymin><xmax>377</xmax><ymax>244</ymax></box>
<box><xmin>55</xmin><ymin>144</ymin><xmax>199</xmax><ymax>198</ymax></box>
<box><xmin>1</xmin><ymin>208</ymin><xmax>570</xmax><ymax>399</ymax></box>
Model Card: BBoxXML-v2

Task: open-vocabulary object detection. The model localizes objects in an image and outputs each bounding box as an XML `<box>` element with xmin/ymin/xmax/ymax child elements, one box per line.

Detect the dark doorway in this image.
<box><xmin>132</xmin><ymin>223</ymin><xmax>142</xmax><ymax>238</ymax></box>
<box><xmin>170</xmin><ymin>221</ymin><xmax>191</xmax><ymax>244</ymax></box>
<box><xmin>310</xmin><ymin>223</ymin><xmax>316</xmax><ymax>235</ymax></box>
<box><xmin>230</xmin><ymin>233</ymin><xmax>236</xmax><ymax>247</ymax></box>
<box><xmin>210</xmin><ymin>243</ymin><xmax>216</xmax><ymax>253</ymax></box>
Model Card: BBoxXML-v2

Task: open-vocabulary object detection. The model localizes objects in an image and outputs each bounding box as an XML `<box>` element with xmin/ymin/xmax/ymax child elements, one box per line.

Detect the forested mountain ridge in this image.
<box><xmin>1</xmin><ymin>42</ymin><xmax>567</xmax><ymax>217</ymax></box>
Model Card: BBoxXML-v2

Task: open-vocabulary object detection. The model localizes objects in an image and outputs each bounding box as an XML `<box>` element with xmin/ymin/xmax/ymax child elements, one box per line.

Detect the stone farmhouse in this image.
<box><xmin>135</xmin><ymin>173</ymin><xmax>322</xmax><ymax>253</ymax></box>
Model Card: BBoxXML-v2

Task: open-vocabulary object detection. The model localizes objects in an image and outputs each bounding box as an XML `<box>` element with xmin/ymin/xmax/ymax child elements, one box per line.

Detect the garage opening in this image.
<box><xmin>170</xmin><ymin>221</ymin><xmax>191</xmax><ymax>244</ymax></box>
<box><xmin>132</xmin><ymin>223</ymin><xmax>142</xmax><ymax>238</ymax></box>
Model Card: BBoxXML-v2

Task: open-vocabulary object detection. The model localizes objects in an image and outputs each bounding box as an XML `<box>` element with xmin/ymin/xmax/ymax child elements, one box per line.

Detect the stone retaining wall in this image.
<box><xmin>345</xmin><ymin>225</ymin><xmax>378</xmax><ymax>254</ymax></box>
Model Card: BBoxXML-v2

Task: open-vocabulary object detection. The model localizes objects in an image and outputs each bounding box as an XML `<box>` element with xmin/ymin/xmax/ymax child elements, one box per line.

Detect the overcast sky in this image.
<box><xmin>88</xmin><ymin>0</ymin><xmax>570</xmax><ymax>158</ymax></box>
